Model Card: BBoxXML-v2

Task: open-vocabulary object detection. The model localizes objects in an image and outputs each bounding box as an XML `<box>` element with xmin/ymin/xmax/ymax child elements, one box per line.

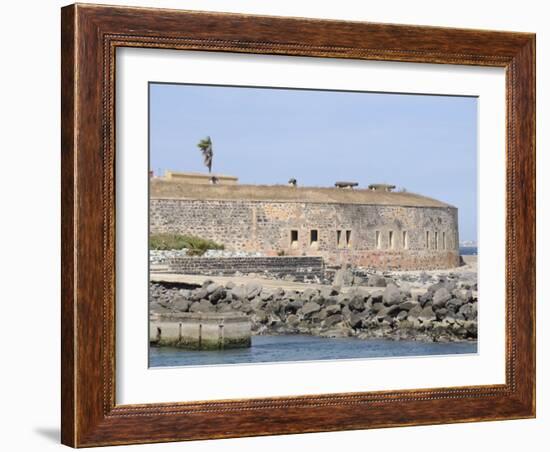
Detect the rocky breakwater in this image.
<box><xmin>150</xmin><ymin>275</ymin><xmax>477</xmax><ymax>343</ymax></box>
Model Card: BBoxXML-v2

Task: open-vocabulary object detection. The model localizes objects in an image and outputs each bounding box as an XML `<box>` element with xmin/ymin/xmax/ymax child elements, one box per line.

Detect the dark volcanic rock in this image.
<box><xmin>367</xmin><ymin>274</ymin><xmax>387</xmax><ymax>287</ymax></box>
<box><xmin>302</xmin><ymin>287</ymin><xmax>318</xmax><ymax>301</ymax></box>
<box><xmin>341</xmin><ymin>305</ymin><xmax>352</xmax><ymax>320</ymax></box>
<box><xmin>432</xmin><ymin>288</ymin><xmax>452</xmax><ymax>308</ymax></box>
<box><xmin>302</xmin><ymin>301</ymin><xmax>322</xmax><ymax>317</ymax></box>
<box><xmin>386</xmin><ymin>304</ymin><xmax>402</xmax><ymax>317</ymax></box>
<box><xmin>201</xmin><ymin>279</ymin><xmax>214</xmax><ymax>288</ymax></box>
<box><xmin>349</xmin><ymin>312</ymin><xmax>365</xmax><ymax>329</ymax></box>
<box><xmin>396</xmin><ymin>310</ymin><xmax>408</xmax><ymax>321</ymax></box>
<box><xmin>249</xmin><ymin>297</ymin><xmax>264</xmax><ymax>311</ymax></box>
<box><xmin>445</xmin><ymin>298</ymin><xmax>464</xmax><ymax>312</ymax></box>
<box><xmin>464</xmin><ymin>320</ymin><xmax>478</xmax><ymax>335</ymax></box>
<box><xmin>383</xmin><ymin>284</ymin><xmax>404</xmax><ymax>306</ymax></box>
<box><xmin>337</xmin><ymin>293</ymin><xmax>351</xmax><ymax>306</ymax></box>
<box><xmin>418</xmin><ymin>292</ymin><xmax>432</xmax><ymax>307</ymax></box>
<box><xmin>246</xmin><ymin>282</ymin><xmax>262</xmax><ymax>300</ymax></box>
<box><xmin>375</xmin><ymin>306</ymin><xmax>390</xmax><ymax>320</ymax></box>
<box><xmin>208</xmin><ymin>286</ymin><xmax>226</xmax><ymax>304</ymax></box>
<box><xmin>206</xmin><ymin>282</ymin><xmax>220</xmax><ymax>294</ymax></box>
<box><xmin>427</xmin><ymin>281</ymin><xmax>447</xmax><ymax>295</ymax></box>
<box><xmin>320</xmin><ymin>287</ymin><xmax>339</xmax><ymax>298</ymax></box>
<box><xmin>453</xmin><ymin>288</ymin><xmax>472</xmax><ymax>302</ymax></box>
<box><xmin>190</xmin><ymin>287</ymin><xmax>208</xmax><ymax>301</ymax></box>
<box><xmin>370</xmin><ymin>290</ymin><xmax>384</xmax><ymax>304</ymax></box>
<box><xmin>285</xmin><ymin>299</ymin><xmax>303</xmax><ymax>313</ymax></box>
<box><xmin>323</xmin><ymin>314</ymin><xmax>344</xmax><ymax>328</ymax></box>
<box><xmin>189</xmin><ymin>299</ymin><xmax>214</xmax><ymax>313</ymax></box>
<box><xmin>172</xmin><ymin>297</ymin><xmax>190</xmax><ymax>312</ymax></box>
<box><xmin>229</xmin><ymin>285</ymin><xmax>247</xmax><ymax>301</ymax></box>
<box><xmin>286</xmin><ymin>314</ymin><xmax>300</xmax><ymax>327</ymax></box>
<box><xmin>325</xmin><ymin>304</ymin><xmax>341</xmax><ymax>315</ymax></box>
<box><xmin>398</xmin><ymin>300</ymin><xmax>418</xmax><ymax>311</ymax></box>
<box><xmin>407</xmin><ymin>305</ymin><xmax>423</xmax><ymax>321</ymax></box>
<box><xmin>435</xmin><ymin>308</ymin><xmax>448</xmax><ymax>320</ymax></box>
<box><xmin>348</xmin><ymin>295</ymin><xmax>365</xmax><ymax>311</ymax></box>
<box><xmin>459</xmin><ymin>302</ymin><xmax>478</xmax><ymax>320</ymax></box>
<box><xmin>311</xmin><ymin>310</ymin><xmax>328</xmax><ymax>323</ymax></box>
<box><xmin>418</xmin><ymin>305</ymin><xmax>436</xmax><ymax>322</ymax></box>
<box><xmin>259</xmin><ymin>289</ymin><xmax>273</xmax><ymax>302</ymax></box>
<box><xmin>177</xmin><ymin>289</ymin><xmax>191</xmax><ymax>298</ymax></box>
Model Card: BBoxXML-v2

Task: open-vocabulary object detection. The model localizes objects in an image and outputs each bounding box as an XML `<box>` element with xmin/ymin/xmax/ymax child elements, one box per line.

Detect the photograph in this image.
<box><xmin>147</xmin><ymin>83</ymin><xmax>479</xmax><ymax>367</ymax></box>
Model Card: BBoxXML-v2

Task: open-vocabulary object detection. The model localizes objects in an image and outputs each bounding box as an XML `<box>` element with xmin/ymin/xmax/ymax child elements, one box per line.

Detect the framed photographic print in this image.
<box><xmin>61</xmin><ymin>3</ymin><xmax>536</xmax><ymax>447</ymax></box>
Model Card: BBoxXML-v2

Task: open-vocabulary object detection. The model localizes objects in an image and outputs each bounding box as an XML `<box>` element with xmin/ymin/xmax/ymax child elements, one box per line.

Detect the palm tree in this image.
<box><xmin>197</xmin><ymin>136</ymin><xmax>213</xmax><ymax>173</ymax></box>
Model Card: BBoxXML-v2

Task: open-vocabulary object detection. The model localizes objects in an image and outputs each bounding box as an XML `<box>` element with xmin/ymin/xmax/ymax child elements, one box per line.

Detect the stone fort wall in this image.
<box><xmin>150</xmin><ymin>198</ymin><xmax>460</xmax><ymax>270</ymax></box>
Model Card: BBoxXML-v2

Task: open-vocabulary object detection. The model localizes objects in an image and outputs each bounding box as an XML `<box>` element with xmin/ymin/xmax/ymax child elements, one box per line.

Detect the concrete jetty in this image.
<box><xmin>150</xmin><ymin>312</ymin><xmax>251</xmax><ymax>350</ymax></box>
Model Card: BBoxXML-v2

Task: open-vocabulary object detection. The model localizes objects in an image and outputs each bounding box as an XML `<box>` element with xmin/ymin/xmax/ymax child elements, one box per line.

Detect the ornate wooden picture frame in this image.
<box><xmin>61</xmin><ymin>3</ymin><xmax>535</xmax><ymax>447</ymax></box>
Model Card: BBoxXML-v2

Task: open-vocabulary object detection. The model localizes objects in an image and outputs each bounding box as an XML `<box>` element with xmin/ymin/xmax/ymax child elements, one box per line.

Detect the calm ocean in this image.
<box><xmin>149</xmin><ymin>335</ymin><xmax>477</xmax><ymax>367</ymax></box>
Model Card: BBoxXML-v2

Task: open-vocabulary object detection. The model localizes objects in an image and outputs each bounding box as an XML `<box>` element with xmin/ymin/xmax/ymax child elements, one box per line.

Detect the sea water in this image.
<box><xmin>149</xmin><ymin>335</ymin><xmax>477</xmax><ymax>367</ymax></box>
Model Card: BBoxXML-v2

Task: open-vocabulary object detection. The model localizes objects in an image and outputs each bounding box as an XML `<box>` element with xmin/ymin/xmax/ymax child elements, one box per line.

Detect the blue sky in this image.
<box><xmin>149</xmin><ymin>83</ymin><xmax>478</xmax><ymax>242</ymax></box>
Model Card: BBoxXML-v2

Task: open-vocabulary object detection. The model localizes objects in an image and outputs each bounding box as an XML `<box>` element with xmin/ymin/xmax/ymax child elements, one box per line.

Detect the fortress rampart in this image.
<box><xmin>149</xmin><ymin>179</ymin><xmax>460</xmax><ymax>271</ymax></box>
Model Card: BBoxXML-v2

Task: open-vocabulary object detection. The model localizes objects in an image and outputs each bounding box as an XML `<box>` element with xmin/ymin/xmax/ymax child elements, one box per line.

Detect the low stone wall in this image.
<box><xmin>166</xmin><ymin>256</ymin><xmax>325</xmax><ymax>282</ymax></box>
<box><xmin>150</xmin><ymin>312</ymin><xmax>251</xmax><ymax>350</ymax></box>
<box><xmin>330</xmin><ymin>249</ymin><xmax>460</xmax><ymax>271</ymax></box>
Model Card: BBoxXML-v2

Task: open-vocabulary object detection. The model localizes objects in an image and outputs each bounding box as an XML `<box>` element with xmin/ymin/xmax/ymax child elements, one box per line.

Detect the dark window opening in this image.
<box><xmin>345</xmin><ymin>230</ymin><xmax>352</xmax><ymax>247</ymax></box>
<box><xmin>290</xmin><ymin>230</ymin><xmax>298</xmax><ymax>246</ymax></box>
<box><xmin>310</xmin><ymin>229</ymin><xmax>318</xmax><ymax>245</ymax></box>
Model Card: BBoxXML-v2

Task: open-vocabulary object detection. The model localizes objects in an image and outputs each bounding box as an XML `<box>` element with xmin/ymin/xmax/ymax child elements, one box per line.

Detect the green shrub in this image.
<box><xmin>149</xmin><ymin>233</ymin><xmax>224</xmax><ymax>255</ymax></box>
